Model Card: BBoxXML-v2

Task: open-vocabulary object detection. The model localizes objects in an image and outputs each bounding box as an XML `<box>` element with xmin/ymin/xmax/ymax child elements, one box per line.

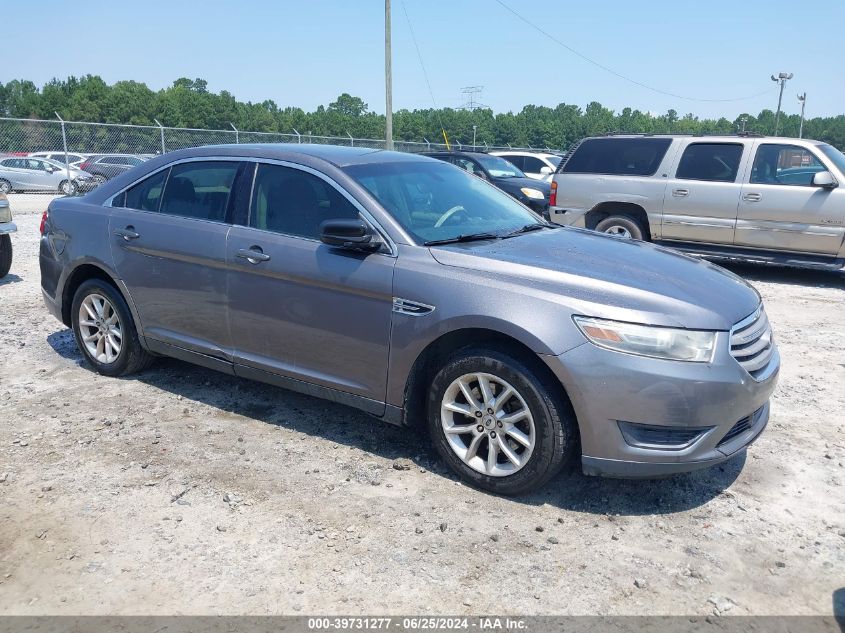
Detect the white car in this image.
<box><xmin>491</xmin><ymin>151</ymin><xmax>563</xmax><ymax>182</ymax></box>
<box><xmin>0</xmin><ymin>156</ymin><xmax>94</xmax><ymax>194</ymax></box>
<box><xmin>29</xmin><ymin>151</ymin><xmax>89</xmax><ymax>169</ymax></box>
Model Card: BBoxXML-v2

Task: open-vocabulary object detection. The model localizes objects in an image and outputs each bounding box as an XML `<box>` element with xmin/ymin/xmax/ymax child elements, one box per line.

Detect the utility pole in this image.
<box><xmin>472</xmin><ymin>125</ymin><xmax>477</xmax><ymax>150</ymax></box>
<box><xmin>770</xmin><ymin>72</ymin><xmax>793</xmax><ymax>136</ymax></box>
<box><xmin>797</xmin><ymin>92</ymin><xmax>807</xmax><ymax>138</ymax></box>
<box><xmin>384</xmin><ymin>0</ymin><xmax>394</xmax><ymax>150</ymax></box>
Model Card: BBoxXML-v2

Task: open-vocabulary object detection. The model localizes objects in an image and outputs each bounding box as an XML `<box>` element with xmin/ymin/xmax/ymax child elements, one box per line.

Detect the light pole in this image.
<box><xmin>770</xmin><ymin>72</ymin><xmax>793</xmax><ymax>136</ymax></box>
<box><xmin>740</xmin><ymin>115</ymin><xmax>748</xmax><ymax>134</ymax></box>
<box><xmin>797</xmin><ymin>92</ymin><xmax>807</xmax><ymax>138</ymax></box>
<box><xmin>385</xmin><ymin>0</ymin><xmax>393</xmax><ymax>150</ymax></box>
<box><xmin>472</xmin><ymin>125</ymin><xmax>477</xmax><ymax>150</ymax></box>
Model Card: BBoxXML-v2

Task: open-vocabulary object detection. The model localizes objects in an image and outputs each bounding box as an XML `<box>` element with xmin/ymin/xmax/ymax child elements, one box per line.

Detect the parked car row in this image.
<box><xmin>40</xmin><ymin>144</ymin><xmax>779</xmax><ymax>495</ymax></box>
<box><xmin>0</xmin><ymin>153</ymin><xmax>149</xmax><ymax>194</ymax></box>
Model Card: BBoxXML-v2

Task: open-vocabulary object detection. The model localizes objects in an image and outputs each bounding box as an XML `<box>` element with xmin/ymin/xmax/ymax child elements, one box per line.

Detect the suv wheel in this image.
<box><xmin>427</xmin><ymin>347</ymin><xmax>576</xmax><ymax>495</ymax></box>
<box><xmin>71</xmin><ymin>279</ymin><xmax>153</xmax><ymax>377</ymax></box>
<box><xmin>595</xmin><ymin>215</ymin><xmax>646</xmax><ymax>240</ymax></box>
<box><xmin>0</xmin><ymin>234</ymin><xmax>12</xmax><ymax>278</ymax></box>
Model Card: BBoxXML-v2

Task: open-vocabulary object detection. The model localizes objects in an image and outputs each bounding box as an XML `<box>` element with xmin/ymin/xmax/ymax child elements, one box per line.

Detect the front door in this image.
<box><xmin>226</xmin><ymin>162</ymin><xmax>396</xmax><ymax>407</ymax></box>
<box><xmin>736</xmin><ymin>142</ymin><xmax>844</xmax><ymax>255</ymax></box>
<box><xmin>109</xmin><ymin>160</ymin><xmax>241</xmax><ymax>358</ymax></box>
<box><xmin>660</xmin><ymin>141</ymin><xmax>748</xmax><ymax>245</ymax></box>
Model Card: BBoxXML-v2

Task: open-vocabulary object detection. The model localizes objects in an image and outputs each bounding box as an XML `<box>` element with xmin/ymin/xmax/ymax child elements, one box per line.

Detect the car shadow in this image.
<box><xmin>721</xmin><ymin>262</ymin><xmax>845</xmax><ymax>290</ymax></box>
<box><xmin>0</xmin><ymin>273</ymin><xmax>22</xmax><ymax>286</ymax></box>
<box><xmin>47</xmin><ymin>329</ymin><xmax>740</xmax><ymax>516</ymax></box>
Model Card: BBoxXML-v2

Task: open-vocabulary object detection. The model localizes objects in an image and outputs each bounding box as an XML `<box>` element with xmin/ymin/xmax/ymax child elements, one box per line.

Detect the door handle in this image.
<box><xmin>743</xmin><ymin>193</ymin><xmax>762</xmax><ymax>202</ymax></box>
<box><xmin>114</xmin><ymin>226</ymin><xmax>140</xmax><ymax>241</ymax></box>
<box><xmin>236</xmin><ymin>246</ymin><xmax>271</xmax><ymax>264</ymax></box>
<box><xmin>672</xmin><ymin>189</ymin><xmax>689</xmax><ymax>197</ymax></box>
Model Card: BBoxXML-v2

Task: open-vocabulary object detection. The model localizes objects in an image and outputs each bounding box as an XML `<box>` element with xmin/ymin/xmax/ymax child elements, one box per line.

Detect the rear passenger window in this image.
<box><xmin>159</xmin><ymin>161</ymin><xmax>239</xmax><ymax>222</ymax></box>
<box><xmin>122</xmin><ymin>169</ymin><xmax>169</xmax><ymax>212</ymax></box>
<box><xmin>250</xmin><ymin>164</ymin><xmax>359</xmax><ymax>239</ymax></box>
<box><xmin>676</xmin><ymin>143</ymin><xmax>743</xmax><ymax>182</ymax></box>
<box><xmin>563</xmin><ymin>138</ymin><xmax>672</xmax><ymax>176</ymax></box>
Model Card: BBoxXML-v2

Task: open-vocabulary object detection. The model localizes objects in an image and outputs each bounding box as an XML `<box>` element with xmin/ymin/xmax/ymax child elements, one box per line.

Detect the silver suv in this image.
<box><xmin>550</xmin><ymin>135</ymin><xmax>845</xmax><ymax>271</ymax></box>
<box><xmin>40</xmin><ymin>144</ymin><xmax>779</xmax><ymax>495</ymax></box>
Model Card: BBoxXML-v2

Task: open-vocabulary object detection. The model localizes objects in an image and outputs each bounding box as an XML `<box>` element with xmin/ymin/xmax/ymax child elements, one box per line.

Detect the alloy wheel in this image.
<box><xmin>440</xmin><ymin>372</ymin><xmax>536</xmax><ymax>477</ymax></box>
<box><xmin>604</xmin><ymin>225</ymin><xmax>632</xmax><ymax>238</ymax></box>
<box><xmin>78</xmin><ymin>293</ymin><xmax>123</xmax><ymax>364</ymax></box>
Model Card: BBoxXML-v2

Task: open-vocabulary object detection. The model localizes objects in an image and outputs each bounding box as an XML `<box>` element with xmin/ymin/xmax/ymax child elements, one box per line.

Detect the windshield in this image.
<box><xmin>818</xmin><ymin>144</ymin><xmax>845</xmax><ymax>176</ymax></box>
<box><xmin>344</xmin><ymin>161</ymin><xmax>541</xmax><ymax>244</ymax></box>
<box><xmin>474</xmin><ymin>154</ymin><xmax>525</xmax><ymax>178</ymax></box>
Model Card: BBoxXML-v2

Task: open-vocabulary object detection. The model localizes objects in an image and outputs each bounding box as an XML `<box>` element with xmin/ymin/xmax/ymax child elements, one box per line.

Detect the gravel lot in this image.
<box><xmin>0</xmin><ymin>194</ymin><xmax>843</xmax><ymax>616</ymax></box>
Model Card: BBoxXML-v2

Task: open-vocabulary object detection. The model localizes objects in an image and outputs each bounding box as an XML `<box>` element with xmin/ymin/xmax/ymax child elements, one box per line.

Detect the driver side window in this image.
<box><xmin>452</xmin><ymin>157</ymin><xmax>483</xmax><ymax>177</ymax></box>
<box><xmin>751</xmin><ymin>144</ymin><xmax>824</xmax><ymax>186</ymax></box>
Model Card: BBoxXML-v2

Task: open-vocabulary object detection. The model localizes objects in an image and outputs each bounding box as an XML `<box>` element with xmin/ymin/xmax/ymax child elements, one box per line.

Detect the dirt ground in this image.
<box><xmin>0</xmin><ymin>194</ymin><xmax>843</xmax><ymax>616</ymax></box>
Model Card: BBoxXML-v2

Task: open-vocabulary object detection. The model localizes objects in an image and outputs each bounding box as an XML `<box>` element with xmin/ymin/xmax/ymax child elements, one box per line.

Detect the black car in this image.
<box><xmin>426</xmin><ymin>151</ymin><xmax>550</xmax><ymax>217</ymax></box>
<box><xmin>78</xmin><ymin>154</ymin><xmax>148</xmax><ymax>184</ymax></box>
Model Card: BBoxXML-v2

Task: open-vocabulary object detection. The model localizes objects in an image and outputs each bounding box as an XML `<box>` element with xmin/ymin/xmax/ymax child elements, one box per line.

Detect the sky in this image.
<box><xmin>7</xmin><ymin>0</ymin><xmax>844</xmax><ymax>120</ymax></box>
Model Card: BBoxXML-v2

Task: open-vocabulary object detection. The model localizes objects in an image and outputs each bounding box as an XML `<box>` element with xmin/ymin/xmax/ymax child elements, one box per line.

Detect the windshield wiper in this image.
<box><xmin>424</xmin><ymin>232</ymin><xmax>501</xmax><ymax>246</ymax></box>
<box><xmin>502</xmin><ymin>223</ymin><xmax>553</xmax><ymax>238</ymax></box>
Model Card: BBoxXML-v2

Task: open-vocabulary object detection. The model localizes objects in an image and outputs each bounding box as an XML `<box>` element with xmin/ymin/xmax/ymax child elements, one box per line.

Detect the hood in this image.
<box><xmin>492</xmin><ymin>175</ymin><xmax>550</xmax><ymax>195</ymax></box>
<box><xmin>428</xmin><ymin>227</ymin><xmax>760</xmax><ymax>331</ymax></box>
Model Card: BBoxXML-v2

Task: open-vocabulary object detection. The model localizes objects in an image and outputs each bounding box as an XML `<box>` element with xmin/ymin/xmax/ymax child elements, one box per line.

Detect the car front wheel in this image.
<box><xmin>427</xmin><ymin>347</ymin><xmax>577</xmax><ymax>495</ymax></box>
<box><xmin>0</xmin><ymin>234</ymin><xmax>12</xmax><ymax>278</ymax></box>
<box><xmin>71</xmin><ymin>279</ymin><xmax>153</xmax><ymax>376</ymax></box>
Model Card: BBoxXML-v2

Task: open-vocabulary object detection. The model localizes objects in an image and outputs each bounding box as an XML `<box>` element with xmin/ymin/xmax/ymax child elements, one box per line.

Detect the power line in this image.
<box><xmin>492</xmin><ymin>0</ymin><xmax>776</xmax><ymax>104</ymax></box>
<box><xmin>399</xmin><ymin>0</ymin><xmax>449</xmax><ymax>141</ymax></box>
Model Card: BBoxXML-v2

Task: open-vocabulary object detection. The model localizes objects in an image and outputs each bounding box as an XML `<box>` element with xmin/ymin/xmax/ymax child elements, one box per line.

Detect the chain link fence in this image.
<box><xmin>0</xmin><ymin>116</ymin><xmax>559</xmax><ymax>194</ymax></box>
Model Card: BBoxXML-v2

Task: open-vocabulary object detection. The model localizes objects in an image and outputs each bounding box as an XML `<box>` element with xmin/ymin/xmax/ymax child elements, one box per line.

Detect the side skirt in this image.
<box><xmin>144</xmin><ymin>338</ymin><xmax>403</xmax><ymax>426</ymax></box>
<box><xmin>656</xmin><ymin>241</ymin><xmax>845</xmax><ymax>271</ymax></box>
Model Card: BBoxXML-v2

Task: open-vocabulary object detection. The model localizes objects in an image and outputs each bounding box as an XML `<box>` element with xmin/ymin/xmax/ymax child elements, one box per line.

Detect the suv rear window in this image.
<box><xmin>562</xmin><ymin>138</ymin><xmax>672</xmax><ymax>176</ymax></box>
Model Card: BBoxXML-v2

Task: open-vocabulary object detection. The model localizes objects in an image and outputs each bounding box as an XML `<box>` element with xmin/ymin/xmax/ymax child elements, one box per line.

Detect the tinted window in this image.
<box><xmin>522</xmin><ymin>156</ymin><xmax>547</xmax><ymax>173</ymax></box>
<box><xmin>123</xmin><ymin>168</ymin><xmax>169</xmax><ymax>212</ymax></box>
<box><xmin>452</xmin><ymin>157</ymin><xmax>485</xmax><ymax>176</ymax></box>
<box><xmin>819</xmin><ymin>144</ymin><xmax>845</xmax><ymax>175</ymax></box>
<box><xmin>250</xmin><ymin>164</ymin><xmax>359</xmax><ymax>239</ymax></box>
<box><xmin>675</xmin><ymin>143</ymin><xmax>743</xmax><ymax>182</ymax></box>
<box><xmin>563</xmin><ymin>138</ymin><xmax>672</xmax><ymax>176</ymax></box>
<box><xmin>159</xmin><ymin>161</ymin><xmax>238</xmax><ymax>221</ymax></box>
<box><xmin>499</xmin><ymin>155</ymin><xmax>524</xmax><ymax>170</ymax></box>
<box><xmin>751</xmin><ymin>144</ymin><xmax>824</xmax><ymax>186</ymax></box>
<box><xmin>0</xmin><ymin>159</ymin><xmax>14</xmax><ymax>168</ymax></box>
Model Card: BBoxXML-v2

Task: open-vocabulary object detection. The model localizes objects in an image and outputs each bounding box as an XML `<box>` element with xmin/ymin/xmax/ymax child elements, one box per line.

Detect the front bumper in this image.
<box><xmin>542</xmin><ymin>333</ymin><xmax>779</xmax><ymax>478</ymax></box>
<box><xmin>0</xmin><ymin>221</ymin><xmax>17</xmax><ymax>235</ymax></box>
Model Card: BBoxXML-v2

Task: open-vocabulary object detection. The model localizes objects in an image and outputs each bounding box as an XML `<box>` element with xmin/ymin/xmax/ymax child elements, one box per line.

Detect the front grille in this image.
<box><xmin>730</xmin><ymin>307</ymin><xmax>775</xmax><ymax>379</ymax></box>
<box><xmin>717</xmin><ymin>406</ymin><xmax>763</xmax><ymax>447</ymax></box>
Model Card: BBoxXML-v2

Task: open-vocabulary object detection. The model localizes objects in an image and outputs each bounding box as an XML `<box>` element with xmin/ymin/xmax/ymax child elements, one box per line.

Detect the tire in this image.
<box><xmin>91</xmin><ymin>174</ymin><xmax>107</xmax><ymax>185</ymax></box>
<box><xmin>71</xmin><ymin>279</ymin><xmax>154</xmax><ymax>377</ymax></box>
<box><xmin>59</xmin><ymin>180</ymin><xmax>77</xmax><ymax>195</ymax></box>
<box><xmin>426</xmin><ymin>347</ymin><xmax>577</xmax><ymax>495</ymax></box>
<box><xmin>0</xmin><ymin>234</ymin><xmax>11</xmax><ymax>278</ymax></box>
<box><xmin>0</xmin><ymin>180</ymin><xmax>11</xmax><ymax>194</ymax></box>
<box><xmin>595</xmin><ymin>214</ymin><xmax>646</xmax><ymax>240</ymax></box>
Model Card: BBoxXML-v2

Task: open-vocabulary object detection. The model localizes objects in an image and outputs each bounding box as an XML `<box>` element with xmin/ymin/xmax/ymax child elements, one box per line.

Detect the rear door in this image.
<box><xmin>226</xmin><ymin>161</ymin><xmax>396</xmax><ymax>407</ymax></box>
<box><xmin>660</xmin><ymin>141</ymin><xmax>748</xmax><ymax>245</ymax></box>
<box><xmin>736</xmin><ymin>142</ymin><xmax>844</xmax><ymax>255</ymax></box>
<box><xmin>109</xmin><ymin>159</ymin><xmax>242</xmax><ymax>358</ymax></box>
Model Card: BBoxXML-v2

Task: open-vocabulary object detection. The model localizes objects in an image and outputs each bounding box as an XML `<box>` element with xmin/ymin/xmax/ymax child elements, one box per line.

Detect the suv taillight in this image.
<box><xmin>39</xmin><ymin>210</ymin><xmax>48</xmax><ymax>235</ymax></box>
<box><xmin>549</xmin><ymin>181</ymin><xmax>557</xmax><ymax>207</ymax></box>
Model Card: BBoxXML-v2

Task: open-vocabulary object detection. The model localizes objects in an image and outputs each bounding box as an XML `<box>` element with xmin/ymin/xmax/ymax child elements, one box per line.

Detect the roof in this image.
<box><xmin>156</xmin><ymin>143</ymin><xmax>433</xmax><ymax>168</ymax></box>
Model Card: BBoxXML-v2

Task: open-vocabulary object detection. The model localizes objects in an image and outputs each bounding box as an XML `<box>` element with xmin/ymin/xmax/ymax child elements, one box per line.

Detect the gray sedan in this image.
<box><xmin>0</xmin><ymin>156</ymin><xmax>94</xmax><ymax>194</ymax></box>
<box><xmin>39</xmin><ymin>144</ymin><xmax>779</xmax><ymax>495</ymax></box>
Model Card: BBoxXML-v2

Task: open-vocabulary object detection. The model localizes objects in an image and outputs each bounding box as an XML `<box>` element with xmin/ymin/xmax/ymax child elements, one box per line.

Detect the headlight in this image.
<box><xmin>573</xmin><ymin>316</ymin><xmax>716</xmax><ymax>362</ymax></box>
<box><xmin>0</xmin><ymin>202</ymin><xmax>10</xmax><ymax>224</ymax></box>
<box><xmin>520</xmin><ymin>187</ymin><xmax>545</xmax><ymax>200</ymax></box>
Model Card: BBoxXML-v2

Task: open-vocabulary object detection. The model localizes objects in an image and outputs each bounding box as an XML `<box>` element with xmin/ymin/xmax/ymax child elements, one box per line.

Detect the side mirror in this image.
<box><xmin>540</xmin><ymin>166</ymin><xmax>553</xmax><ymax>175</ymax></box>
<box><xmin>812</xmin><ymin>170</ymin><xmax>837</xmax><ymax>188</ymax></box>
<box><xmin>45</xmin><ymin>166</ymin><xmax>56</xmax><ymax>173</ymax></box>
<box><xmin>320</xmin><ymin>218</ymin><xmax>381</xmax><ymax>252</ymax></box>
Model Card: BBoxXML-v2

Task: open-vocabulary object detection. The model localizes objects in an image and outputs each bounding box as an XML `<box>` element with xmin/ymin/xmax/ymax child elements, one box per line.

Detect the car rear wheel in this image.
<box><xmin>0</xmin><ymin>180</ymin><xmax>11</xmax><ymax>194</ymax></box>
<box><xmin>595</xmin><ymin>215</ymin><xmax>646</xmax><ymax>240</ymax></box>
<box><xmin>426</xmin><ymin>347</ymin><xmax>577</xmax><ymax>495</ymax></box>
<box><xmin>71</xmin><ymin>279</ymin><xmax>153</xmax><ymax>377</ymax></box>
<box><xmin>0</xmin><ymin>234</ymin><xmax>12</xmax><ymax>278</ymax></box>
<box><xmin>59</xmin><ymin>180</ymin><xmax>77</xmax><ymax>195</ymax></box>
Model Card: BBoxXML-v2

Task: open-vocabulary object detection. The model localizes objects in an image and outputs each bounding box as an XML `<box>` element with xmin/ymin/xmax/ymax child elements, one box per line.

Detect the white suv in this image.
<box><xmin>491</xmin><ymin>151</ymin><xmax>563</xmax><ymax>182</ymax></box>
<box><xmin>549</xmin><ymin>134</ymin><xmax>845</xmax><ymax>271</ymax></box>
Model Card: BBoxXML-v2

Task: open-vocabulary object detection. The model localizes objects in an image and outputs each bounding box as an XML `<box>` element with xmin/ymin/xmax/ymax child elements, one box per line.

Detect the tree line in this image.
<box><xmin>2</xmin><ymin>75</ymin><xmax>843</xmax><ymax>150</ymax></box>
